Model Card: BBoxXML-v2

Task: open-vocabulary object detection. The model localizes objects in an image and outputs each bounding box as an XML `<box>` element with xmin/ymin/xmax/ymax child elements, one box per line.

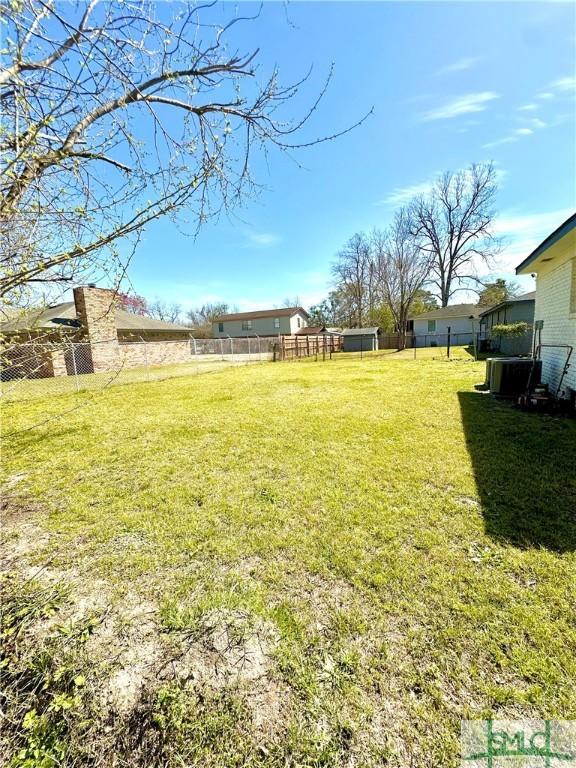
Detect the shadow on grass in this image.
<box><xmin>458</xmin><ymin>391</ymin><xmax>576</xmax><ymax>552</ymax></box>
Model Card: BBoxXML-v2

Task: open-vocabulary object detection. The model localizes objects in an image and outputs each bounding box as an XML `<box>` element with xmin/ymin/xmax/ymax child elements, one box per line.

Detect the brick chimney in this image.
<box><xmin>73</xmin><ymin>285</ymin><xmax>119</xmax><ymax>373</ymax></box>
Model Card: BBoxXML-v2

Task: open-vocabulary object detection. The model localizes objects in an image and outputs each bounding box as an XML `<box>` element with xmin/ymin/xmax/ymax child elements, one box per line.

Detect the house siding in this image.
<box><xmin>532</xmin><ymin>252</ymin><xmax>576</xmax><ymax>398</ymax></box>
<box><xmin>480</xmin><ymin>299</ymin><xmax>535</xmax><ymax>355</ymax></box>
<box><xmin>412</xmin><ymin>315</ymin><xmax>476</xmax><ymax>347</ymax></box>
<box><xmin>212</xmin><ymin>311</ymin><xmax>308</xmax><ymax>338</ymax></box>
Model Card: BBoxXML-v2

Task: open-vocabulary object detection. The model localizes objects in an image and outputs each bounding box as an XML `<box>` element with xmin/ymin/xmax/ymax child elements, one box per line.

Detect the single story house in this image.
<box><xmin>1</xmin><ymin>285</ymin><xmax>193</xmax><ymax>379</ymax></box>
<box><xmin>516</xmin><ymin>212</ymin><xmax>576</xmax><ymax>403</ymax></box>
<box><xmin>410</xmin><ymin>304</ymin><xmax>486</xmax><ymax>347</ymax></box>
<box><xmin>212</xmin><ymin>307</ymin><xmax>309</xmax><ymax>338</ymax></box>
<box><xmin>341</xmin><ymin>327</ymin><xmax>380</xmax><ymax>352</ymax></box>
<box><xmin>1</xmin><ymin>286</ymin><xmax>192</xmax><ymax>343</ymax></box>
<box><xmin>478</xmin><ymin>292</ymin><xmax>535</xmax><ymax>355</ymax></box>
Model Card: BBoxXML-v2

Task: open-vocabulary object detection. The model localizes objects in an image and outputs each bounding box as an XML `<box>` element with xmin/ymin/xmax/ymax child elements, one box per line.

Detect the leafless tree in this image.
<box><xmin>0</xmin><ymin>1</ymin><xmax>369</xmax><ymax>308</ymax></box>
<box><xmin>409</xmin><ymin>163</ymin><xmax>502</xmax><ymax>306</ymax></box>
<box><xmin>331</xmin><ymin>233</ymin><xmax>374</xmax><ymax>327</ymax></box>
<box><xmin>147</xmin><ymin>299</ymin><xmax>183</xmax><ymax>324</ymax></box>
<box><xmin>279</xmin><ymin>296</ymin><xmax>302</xmax><ymax>309</ymax></box>
<box><xmin>372</xmin><ymin>209</ymin><xmax>431</xmax><ymax>348</ymax></box>
<box><xmin>186</xmin><ymin>301</ymin><xmax>231</xmax><ymax>326</ymax></box>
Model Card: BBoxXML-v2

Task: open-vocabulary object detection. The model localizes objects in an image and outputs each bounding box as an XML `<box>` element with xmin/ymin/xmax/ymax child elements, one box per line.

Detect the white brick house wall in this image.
<box><xmin>533</xmin><ymin>253</ymin><xmax>576</xmax><ymax>398</ymax></box>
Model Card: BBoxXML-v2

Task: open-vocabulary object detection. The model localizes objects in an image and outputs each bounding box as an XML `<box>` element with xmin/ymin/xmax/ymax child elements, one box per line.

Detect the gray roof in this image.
<box><xmin>341</xmin><ymin>327</ymin><xmax>380</xmax><ymax>336</ymax></box>
<box><xmin>215</xmin><ymin>306</ymin><xmax>309</xmax><ymax>322</ymax></box>
<box><xmin>410</xmin><ymin>303</ymin><xmax>485</xmax><ymax>321</ymax></box>
<box><xmin>478</xmin><ymin>291</ymin><xmax>536</xmax><ymax>317</ymax></box>
<box><xmin>0</xmin><ymin>302</ymin><xmax>191</xmax><ymax>333</ymax></box>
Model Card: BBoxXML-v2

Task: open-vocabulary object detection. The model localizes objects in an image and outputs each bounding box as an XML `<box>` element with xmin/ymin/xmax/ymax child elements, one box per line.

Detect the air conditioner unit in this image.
<box><xmin>489</xmin><ymin>358</ymin><xmax>541</xmax><ymax>396</ymax></box>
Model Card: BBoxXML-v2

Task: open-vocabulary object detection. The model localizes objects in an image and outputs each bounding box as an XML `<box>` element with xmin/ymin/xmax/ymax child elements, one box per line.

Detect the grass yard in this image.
<box><xmin>2</xmin><ymin>352</ymin><xmax>575</xmax><ymax>767</ymax></box>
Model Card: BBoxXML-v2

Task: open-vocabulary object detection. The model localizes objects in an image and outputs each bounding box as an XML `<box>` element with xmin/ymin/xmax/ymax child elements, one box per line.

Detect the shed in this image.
<box><xmin>341</xmin><ymin>327</ymin><xmax>380</xmax><ymax>352</ymax></box>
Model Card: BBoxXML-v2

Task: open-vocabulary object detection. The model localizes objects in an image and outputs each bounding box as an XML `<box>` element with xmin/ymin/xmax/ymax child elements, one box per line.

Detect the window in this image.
<box><xmin>427</xmin><ymin>320</ymin><xmax>436</xmax><ymax>332</ymax></box>
<box><xmin>218</xmin><ymin>322</ymin><xmax>224</xmax><ymax>333</ymax></box>
<box><xmin>273</xmin><ymin>318</ymin><xmax>280</xmax><ymax>329</ymax></box>
<box><xmin>297</xmin><ymin>317</ymin><xmax>301</xmax><ymax>329</ymax></box>
<box><xmin>242</xmin><ymin>319</ymin><xmax>252</xmax><ymax>331</ymax></box>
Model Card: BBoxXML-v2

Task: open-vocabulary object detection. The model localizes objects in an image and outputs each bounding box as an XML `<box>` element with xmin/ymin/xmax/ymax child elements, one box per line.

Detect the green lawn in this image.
<box><xmin>2</xmin><ymin>353</ymin><xmax>575</xmax><ymax>767</ymax></box>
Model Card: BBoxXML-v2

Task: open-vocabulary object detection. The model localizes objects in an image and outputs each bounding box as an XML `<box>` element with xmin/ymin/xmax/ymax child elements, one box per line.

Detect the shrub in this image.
<box><xmin>491</xmin><ymin>321</ymin><xmax>530</xmax><ymax>338</ymax></box>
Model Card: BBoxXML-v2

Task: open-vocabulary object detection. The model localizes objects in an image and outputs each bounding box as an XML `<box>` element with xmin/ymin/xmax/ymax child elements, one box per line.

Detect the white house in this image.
<box><xmin>212</xmin><ymin>307</ymin><xmax>309</xmax><ymax>338</ymax></box>
<box><xmin>410</xmin><ymin>304</ymin><xmax>485</xmax><ymax>347</ymax></box>
<box><xmin>516</xmin><ymin>212</ymin><xmax>576</xmax><ymax>403</ymax></box>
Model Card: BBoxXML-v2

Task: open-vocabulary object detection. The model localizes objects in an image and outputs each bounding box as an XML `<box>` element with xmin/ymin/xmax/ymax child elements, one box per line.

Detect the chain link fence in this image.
<box><xmin>1</xmin><ymin>336</ymin><xmax>273</xmax><ymax>402</ymax></box>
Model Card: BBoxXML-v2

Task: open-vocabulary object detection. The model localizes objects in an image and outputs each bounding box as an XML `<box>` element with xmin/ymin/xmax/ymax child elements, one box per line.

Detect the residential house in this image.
<box><xmin>410</xmin><ymin>304</ymin><xmax>485</xmax><ymax>347</ymax></box>
<box><xmin>212</xmin><ymin>307</ymin><xmax>309</xmax><ymax>338</ymax></box>
<box><xmin>1</xmin><ymin>285</ymin><xmax>192</xmax><ymax>343</ymax></box>
<box><xmin>478</xmin><ymin>292</ymin><xmax>535</xmax><ymax>355</ymax></box>
<box><xmin>516</xmin><ymin>212</ymin><xmax>576</xmax><ymax>403</ymax></box>
<box><xmin>1</xmin><ymin>285</ymin><xmax>193</xmax><ymax>379</ymax></box>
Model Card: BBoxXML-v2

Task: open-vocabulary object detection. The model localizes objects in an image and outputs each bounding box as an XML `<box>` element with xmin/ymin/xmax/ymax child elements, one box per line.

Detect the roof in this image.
<box><xmin>0</xmin><ymin>302</ymin><xmax>191</xmax><ymax>334</ymax></box>
<box><xmin>214</xmin><ymin>307</ymin><xmax>309</xmax><ymax>322</ymax></box>
<box><xmin>295</xmin><ymin>326</ymin><xmax>342</xmax><ymax>336</ymax></box>
<box><xmin>478</xmin><ymin>291</ymin><xmax>536</xmax><ymax>318</ymax></box>
<box><xmin>516</xmin><ymin>212</ymin><xmax>576</xmax><ymax>274</ymax></box>
<box><xmin>341</xmin><ymin>327</ymin><xmax>380</xmax><ymax>336</ymax></box>
<box><xmin>296</xmin><ymin>326</ymin><xmax>325</xmax><ymax>335</ymax></box>
<box><xmin>410</xmin><ymin>303</ymin><xmax>485</xmax><ymax>321</ymax></box>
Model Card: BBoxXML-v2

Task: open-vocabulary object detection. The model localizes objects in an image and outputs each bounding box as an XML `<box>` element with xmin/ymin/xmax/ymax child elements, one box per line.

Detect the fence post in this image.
<box><xmin>70</xmin><ymin>341</ymin><xmax>80</xmax><ymax>391</ymax></box>
<box><xmin>229</xmin><ymin>336</ymin><xmax>234</xmax><ymax>360</ymax></box>
<box><xmin>190</xmin><ymin>335</ymin><xmax>199</xmax><ymax>374</ymax></box>
<box><xmin>446</xmin><ymin>326</ymin><xmax>451</xmax><ymax>359</ymax></box>
<box><xmin>247</xmin><ymin>335</ymin><xmax>251</xmax><ymax>362</ymax></box>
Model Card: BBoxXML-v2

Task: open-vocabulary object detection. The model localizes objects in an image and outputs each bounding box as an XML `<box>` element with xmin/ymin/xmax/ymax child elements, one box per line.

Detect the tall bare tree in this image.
<box><xmin>331</xmin><ymin>233</ymin><xmax>374</xmax><ymax>327</ymax></box>
<box><xmin>372</xmin><ymin>209</ymin><xmax>431</xmax><ymax>348</ymax></box>
<box><xmin>0</xmin><ymin>1</ymin><xmax>369</xmax><ymax>307</ymax></box>
<box><xmin>410</xmin><ymin>163</ymin><xmax>502</xmax><ymax>306</ymax></box>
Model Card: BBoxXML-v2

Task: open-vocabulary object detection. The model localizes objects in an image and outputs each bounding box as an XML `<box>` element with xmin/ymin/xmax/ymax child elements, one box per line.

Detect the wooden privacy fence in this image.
<box><xmin>276</xmin><ymin>334</ymin><xmax>343</xmax><ymax>361</ymax></box>
<box><xmin>378</xmin><ymin>332</ymin><xmax>415</xmax><ymax>349</ymax></box>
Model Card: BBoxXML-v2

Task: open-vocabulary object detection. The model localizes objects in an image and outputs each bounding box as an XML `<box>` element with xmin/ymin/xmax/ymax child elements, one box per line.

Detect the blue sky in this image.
<box><xmin>124</xmin><ymin>1</ymin><xmax>575</xmax><ymax>311</ymax></box>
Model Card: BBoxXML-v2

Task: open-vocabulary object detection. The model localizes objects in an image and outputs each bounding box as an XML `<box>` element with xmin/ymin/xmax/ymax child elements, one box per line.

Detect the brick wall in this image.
<box><xmin>534</xmin><ymin>256</ymin><xmax>576</xmax><ymax>397</ymax></box>
<box><xmin>119</xmin><ymin>340</ymin><xmax>194</xmax><ymax>369</ymax></box>
<box><xmin>73</xmin><ymin>286</ymin><xmax>120</xmax><ymax>373</ymax></box>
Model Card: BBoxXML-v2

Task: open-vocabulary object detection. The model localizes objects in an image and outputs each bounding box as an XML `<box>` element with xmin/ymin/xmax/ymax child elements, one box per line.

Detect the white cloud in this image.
<box><xmin>421</xmin><ymin>92</ymin><xmax>500</xmax><ymax>121</ymax></box>
<box><xmin>378</xmin><ymin>165</ymin><xmax>508</xmax><ymax>206</ymax></box>
<box><xmin>528</xmin><ymin>117</ymin><xmax>548</xmax><ymax>129</ymax></box>
<box><xmin>518</xmin><ymin>103</ymin><xmax>539</xmax><ymax>112</ymax></box>
<box><xmin>537</xmin><ymin>92</ymin><xmax>555</xmax><ymax>100</ymax></box>
<box><xmin>245</xmin><ymin>232</ymin><xmax>281</xmax><ymax>247</ymax></box>
<box><xmin>550</xmin><ymin>75</ymin><xmax>576</xmax><ymax>92</ymax></box>
<box><xmin>483</xmin><ymin>117</ymin><xmax>547</xmax><ymax>149</ymax></box>
<box><xmin>483</xmin><ymin>136</ymin><xmax>518</xmax><ymax>149</ymax></box>
<box><xmin>436</xmin><ymin>57</ymin><xmax>480</xmax><ymax>75</ymax></box>
<box><xmin>492</xmin><ymin>208</ymin><xmax>575</xmax><ymax>271</ymax></box>
<box><xmin>376</xmin><ymin>180</ymin><xmax>435</xmax><ymax>206</ymax></box>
